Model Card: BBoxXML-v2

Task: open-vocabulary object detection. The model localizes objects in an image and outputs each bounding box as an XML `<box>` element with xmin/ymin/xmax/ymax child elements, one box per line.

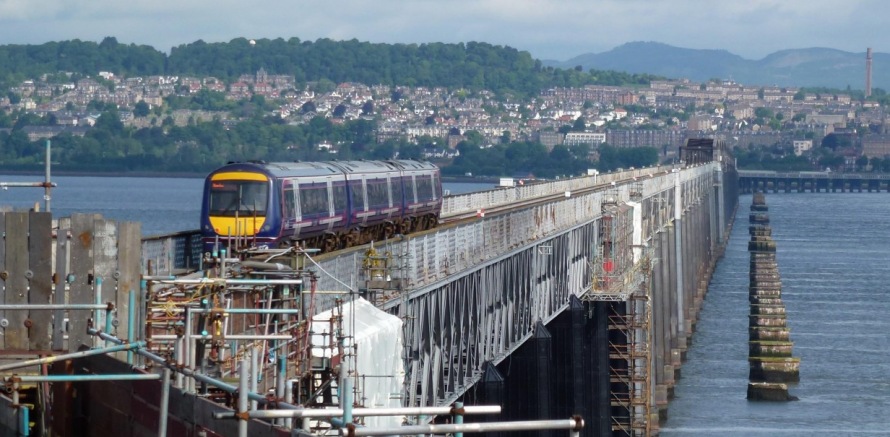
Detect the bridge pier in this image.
<box><xmin>504</xmin><ymin>322</ymin><xmax>554</xmax><ymax>437</ymax></box>
<box><xmin>654</xmin><ymin>226</ymin><xmax>674</xmax><ymax>419</ymax></box>
<box><xmin>737</xmin><ymin>172</ymin><xmax>890</xmax><ymax>195</ymax></box>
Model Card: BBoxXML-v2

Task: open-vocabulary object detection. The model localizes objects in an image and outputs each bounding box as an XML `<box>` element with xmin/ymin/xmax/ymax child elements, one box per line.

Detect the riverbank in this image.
<box><xmin>441</xmin><ymin>175</ymin><xmax>498</xmax><ymax>184</ymax></box>
<box><xmin>0</xmin><ymin>168</ymin><xmax>206</xmax><ymax>179</ymax></box>
<box><xmin>3</xmin><ymin>168</ymin><xmax>505</xmax><ymax>182</ymax></box>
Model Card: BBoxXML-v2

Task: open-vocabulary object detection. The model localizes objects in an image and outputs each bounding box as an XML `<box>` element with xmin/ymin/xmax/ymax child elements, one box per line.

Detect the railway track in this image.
<box><xmin>439</xmin><ymin>167</ymin><xmax>677</xmax><ymax>223</ymax></box>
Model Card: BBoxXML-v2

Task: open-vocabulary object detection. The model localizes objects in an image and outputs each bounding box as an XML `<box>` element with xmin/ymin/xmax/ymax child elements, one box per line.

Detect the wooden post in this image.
<box><xmin>92</xmin><ymin>219</ymin><xmax>117</xmax><ymax>337</ymax></box>
<box><xmin>5</xmin><ymin>212</ymin><xmax>29</xmax><ymax>350</ymax></box>
<box><xmin>69</xmin><ymin>214</ymin><xmax>95</xmax><ymax>351</ymax></box>
<box><xmin>28</xmin><ymin>212</ymin><xmax>52</xmax><ymax>351</ymax></box>
<box><xmin>52</xmin><ymin>221</ymin><xmax>70</xmax><ymax>351</ymax></box>
<box><xmin>117</xmin><ymin>222</ymin><xmax>141</xmax><ymax>346</ymax></box>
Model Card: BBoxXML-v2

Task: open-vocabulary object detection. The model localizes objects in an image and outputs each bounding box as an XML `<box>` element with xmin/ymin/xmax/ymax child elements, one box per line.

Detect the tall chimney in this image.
<box><xmin>866</xmin><ymin>47</ymin><xmax>873</xmax><ymax>98</ymax></box>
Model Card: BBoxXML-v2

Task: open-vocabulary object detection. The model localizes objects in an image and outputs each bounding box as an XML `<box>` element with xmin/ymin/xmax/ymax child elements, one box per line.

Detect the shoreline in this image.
<box><xmin>441</xmin><ymin>176</ymin><xmax>498</xmax><ymax>184</ymax></box>
<box><xmin>0</xmin><ymin>169</ymin><xmax>206</xmax><ymax>179</ymax></box>
<box><xmin>2</xmin><ymin>170</ymin><xmax>501</xmax><ymax>183</ymax></box>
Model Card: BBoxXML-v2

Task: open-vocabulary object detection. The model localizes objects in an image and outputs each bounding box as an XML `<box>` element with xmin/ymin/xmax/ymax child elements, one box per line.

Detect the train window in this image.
<box><xmin>431</xmin><ymin>173</ymin><xmax>439</xmax><ymax>199</ymax></box>
<box><xmin>283</xmin><ymin>184</ymin><xmax>296</xmax><ymax>218</ymax></box>
<box><xmin>417</xmin><ymin>176</ymin><xmax>433</xmax><ymax>202</ymax></box>
<box><xmin>350</xmin><ymin>180</ymin><xmax>365</xmax><ymax>211</ymax></box>
<box><xmin>392</xmin><ymin>177</ymin><xmax>403</xmax><ymax>206</ymax></box>
<box><xmin>332</xmin><ymin>183</ymin><xmax>347</xmax><ymax>213</ymax></box>
<box><xmin>209</xmin><ymin>180</ymin><xmax>268</xmax><ymax>217</ymax></box>
<box><xmin>367</xmin><ymin>178</ymin><xmax>389</xmax><ymax>208</ymax></box>
<box><xmin>299</xmin><ymin>185</ymin><xmax>329</xmax><ymax>217</ymax></box>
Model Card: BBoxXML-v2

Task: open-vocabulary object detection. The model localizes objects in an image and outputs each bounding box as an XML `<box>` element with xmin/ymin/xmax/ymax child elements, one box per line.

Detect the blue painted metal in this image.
<box><xmin>19</xmin><ymin>406</ymin><xmax>28</xmax><ymax>437</ymax></box>
<box><xmin>94</xmin><ymin>277</ymin><xmax>103</xmax><ymax>347</ymax></box>
<box><xmin>127</xmin><ymin>290</ymin><xmax>136</xmax><ymax>364</ymax></box>
<box><xmin>11</xmin><ymin>374</ymin><xmax>159</xmax><ymax>382</ymax></box>
<box><xmin>0</xmin><ymin>342</ymin><xmax>145</xmax><ymax>372</ymax></box>
<box><xmin>453</xmin><ymin>402</ymin><xmax>464</xmax><ymax>437</ymax></box>
<box><xmin>87</xmin><ymin>328</ymin><xmax>301</xmax><ymax>410</ymax></box>
<box><xmin>104</xmin><ymin>306</ymin><xmax>113</xmax><ymax>347</ymax></box>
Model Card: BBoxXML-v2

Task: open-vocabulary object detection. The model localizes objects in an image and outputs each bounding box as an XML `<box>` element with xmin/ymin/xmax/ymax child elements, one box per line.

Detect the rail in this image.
<box><xmin>142</xmin><ymin>165</ymin><xmax>679</xmax><ymax>276</ymax></box>
<box><xmin>440</xmin><ymin>165</ymin><xmax>675</xmax><ymax>219</ymax></box>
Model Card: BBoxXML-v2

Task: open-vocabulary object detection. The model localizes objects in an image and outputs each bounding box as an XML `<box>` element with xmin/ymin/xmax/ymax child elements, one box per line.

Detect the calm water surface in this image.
<box><xmin>0</xmin><ymin>174</ymin><xmax>492</xmax><ymax>235</ymax></box>
<box><xmin>662</xmin><ymin>193</ymin><xmax>890</xmax><ymax>436</ymax></box>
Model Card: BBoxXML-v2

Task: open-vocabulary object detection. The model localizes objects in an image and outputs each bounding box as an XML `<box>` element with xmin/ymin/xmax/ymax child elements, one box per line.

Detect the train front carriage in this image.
<box><xmin>201</xmin><ymin>163</ymin><xmax>280</xmax><ymax>252</ymax></box>
<box><xmin>201</xmin><ymin>159</ymin><xmax>442</xmax><ymax>253</ymax></box>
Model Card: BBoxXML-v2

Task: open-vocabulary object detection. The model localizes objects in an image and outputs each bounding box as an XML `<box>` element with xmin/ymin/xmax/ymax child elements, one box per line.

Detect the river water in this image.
<box><xmin>661</xmin><ymin>193</ymin><xmax>890</xmax><ymax>436</ymax></box>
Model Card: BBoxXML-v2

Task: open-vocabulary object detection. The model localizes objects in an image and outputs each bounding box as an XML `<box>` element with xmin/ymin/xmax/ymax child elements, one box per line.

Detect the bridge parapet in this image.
<box><xmin>275</xmin><ymin>163</ymin><xmax>719</xmax><ymax>413</ymax></box>
<box><xmin>441</xmin><ymin>165</ymin><xmax>676</xmax><ymax>218</ymax></box>
<box><xmin>315</xmin><ymin>164</ymin><xmax>716</xmax><ymax>300</ymax></box>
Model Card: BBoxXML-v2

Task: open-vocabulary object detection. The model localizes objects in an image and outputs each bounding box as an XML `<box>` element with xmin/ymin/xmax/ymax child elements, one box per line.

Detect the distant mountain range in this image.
<box><xmin>544</xmin><ymin>42</ymin><xmax>888</xmax><ymax>90</ymax></box>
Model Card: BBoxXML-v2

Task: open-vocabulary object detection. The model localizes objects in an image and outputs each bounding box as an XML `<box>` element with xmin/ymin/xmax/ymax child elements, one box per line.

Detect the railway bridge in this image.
<box><xmin>738</xmin><ymin>169</ymin><xmax>890</xmax><ymax>193</ymax></box>
<box><xmin>0</xmin><ymin>144</ymin><xmax>738</xmax><ymax>436</ymax></box>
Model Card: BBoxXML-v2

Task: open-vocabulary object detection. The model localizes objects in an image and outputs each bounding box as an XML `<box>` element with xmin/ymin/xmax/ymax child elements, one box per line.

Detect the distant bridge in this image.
<box><xmin>739</xmin><ymin>170</ymin><xmax>890</xmax><ymax>194</ymax></box>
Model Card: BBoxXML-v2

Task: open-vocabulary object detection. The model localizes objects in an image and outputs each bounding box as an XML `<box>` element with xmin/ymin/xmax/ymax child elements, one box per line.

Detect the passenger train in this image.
<box><xmin>200</xmin><ymin>160</ymin><xmax>442</xmax><ymax>253</ymax></box>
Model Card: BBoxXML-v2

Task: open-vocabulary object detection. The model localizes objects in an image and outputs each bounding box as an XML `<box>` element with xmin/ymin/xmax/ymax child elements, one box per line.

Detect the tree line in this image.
<box><xmin>0</xmin><ymin>37</ymin><xmax>661</xmax><ymax>98</ymax></box>
<box><xmin>0</xmin><ymin>106</ymin><xmax>658</xmax><ymax>176</ymax></box>
<box><xmin>0</xmin><ymin>37</ymin><xmax>662</xmax><ymax>176</ymax></box>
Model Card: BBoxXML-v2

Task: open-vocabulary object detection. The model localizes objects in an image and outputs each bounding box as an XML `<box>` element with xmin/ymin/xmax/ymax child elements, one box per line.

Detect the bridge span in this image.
<box><xmin>0</xmin><ymin>149</ymin><xmax>738</xmax><ymax>436</ymax></box>
<box><xmin>303</xmin><ymin>158</ymin><xmax>739</xmax><ymax>435</ymax></box>
<box><xmin>739</xmin><ymin>169</ymin><xmax>890</xmax><ymax>193</ymax></box>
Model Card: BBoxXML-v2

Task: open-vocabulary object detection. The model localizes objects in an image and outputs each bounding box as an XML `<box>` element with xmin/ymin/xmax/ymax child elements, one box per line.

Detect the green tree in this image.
<box><xmin>134</xmin><ymin>101</ymin><xmax>150</xmax><ymax>117</ymax></box>
<box><xmin>361</xmin><ymin>101</ymin><xmax>374</xmax><ymax>115</ymax></box>
<box><xmin>856</xmin><ymin>155</ymin><xmax>869</xmax><ymax>171</ymax></box>
<box><xmin>301</xmin><ymin>101</ymin><xmax>317</xmax><ymax>114</ymax></box>
<box><xmin>572</xmin><ymin>117</ymin><xmax>587</xmax><ymax>132</ymax></box>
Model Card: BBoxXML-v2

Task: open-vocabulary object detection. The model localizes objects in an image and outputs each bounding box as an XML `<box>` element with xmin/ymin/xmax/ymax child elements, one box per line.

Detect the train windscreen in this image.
<box><xmin>209</xmin><ymin>180</ymin><xmax>269</xmax><ymax>216</ymax></box>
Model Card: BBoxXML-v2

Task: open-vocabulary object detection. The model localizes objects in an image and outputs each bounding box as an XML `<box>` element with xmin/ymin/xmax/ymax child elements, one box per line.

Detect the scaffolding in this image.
<box><xmin>142</xmin><ymin>248</ymin><xmax>325</xmax><ymax>404</ymax></box>
<box><xmin>584</xmin><ymin>197</ymin><xmax>652</xmax><ymax>437</ymax></box>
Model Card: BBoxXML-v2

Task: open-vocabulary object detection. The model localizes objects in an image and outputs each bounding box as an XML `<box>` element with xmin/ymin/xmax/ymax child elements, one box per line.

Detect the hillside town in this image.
<box><xmin>3</xmin><ymin>68</ymin><xmax>889</xmax><ymax>171</ymax></box>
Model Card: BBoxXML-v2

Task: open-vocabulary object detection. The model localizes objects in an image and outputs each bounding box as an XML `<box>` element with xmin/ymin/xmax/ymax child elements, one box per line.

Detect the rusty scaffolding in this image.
<box><xmin>584</xmin><ymin>194</ymin><xmax>652</xmax><ymax>437</ymax></box>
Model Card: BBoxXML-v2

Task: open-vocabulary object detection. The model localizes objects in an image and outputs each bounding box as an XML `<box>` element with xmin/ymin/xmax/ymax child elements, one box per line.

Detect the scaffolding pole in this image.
<box><xmin>340</xmin><ymin>417</ymin><xmax>584</xmax><ymax>437</ymax></box>
<box><xmin>0</xmin><ymin>342</ymin><xmax>145</xmax><ymax>372</ymax></box>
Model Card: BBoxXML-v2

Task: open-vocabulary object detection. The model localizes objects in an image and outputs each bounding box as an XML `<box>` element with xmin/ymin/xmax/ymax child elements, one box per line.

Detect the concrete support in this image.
<box><xmin>652</xmin><ymin>225</ymin><xmax>674</xmax><ymax>421</ymax></box>
<box><xmin>590</xmin><ymin>303</ymin><xmax>611</xmax><ymax>437</ymax></box>
<box><xmin>504</xmin><ymin>322</ymin><xmax>553</xmax><ymax>437</ymax></box>
<box><xmin>716</xmin><ymin>166</ymin><xmax>725</xmax><ymax>245</ymax></box>
<box><xmin>674</xmin><ymin>174</ymin><xmax>685</xmax><ymax>342</ymax></box>
<box><xmin>747</xmin><ymin>193</ymin><xmax>799</xmax><ymax>402</ymax></box>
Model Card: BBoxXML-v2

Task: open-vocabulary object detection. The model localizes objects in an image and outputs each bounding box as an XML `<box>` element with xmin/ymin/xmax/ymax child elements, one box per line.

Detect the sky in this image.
<box><xmin>0</xmin><ymin>0</ymin><xmax>887</xmax><ymax>61</ymax></box>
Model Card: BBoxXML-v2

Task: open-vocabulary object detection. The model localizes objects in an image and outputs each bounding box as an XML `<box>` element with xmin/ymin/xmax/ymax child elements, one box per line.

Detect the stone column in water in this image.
<box><xmin>746</xmin><ymin>192</ymin><xmax>800</xmax><ymax>401</ymax></box>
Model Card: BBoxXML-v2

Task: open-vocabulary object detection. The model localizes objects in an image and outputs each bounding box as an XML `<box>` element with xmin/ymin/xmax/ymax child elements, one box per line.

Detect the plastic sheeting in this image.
<box><xmin>311</xmin><ymin>297</ymin><xmax>404</xmax><ymax>428</ymax></box>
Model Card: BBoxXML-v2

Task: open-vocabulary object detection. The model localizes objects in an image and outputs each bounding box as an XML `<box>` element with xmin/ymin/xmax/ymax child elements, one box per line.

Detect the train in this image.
<box><xmin>200</xmin><ymin>160</ymin><xmax>443</xmax><ymax>253</ymax></box>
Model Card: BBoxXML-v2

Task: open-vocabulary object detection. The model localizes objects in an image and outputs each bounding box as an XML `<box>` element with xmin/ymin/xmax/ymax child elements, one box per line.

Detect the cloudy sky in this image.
<box><xmin>0</xmin><ymin>0</ymin><xmax>886</xmax><ymax>61</ymax></box>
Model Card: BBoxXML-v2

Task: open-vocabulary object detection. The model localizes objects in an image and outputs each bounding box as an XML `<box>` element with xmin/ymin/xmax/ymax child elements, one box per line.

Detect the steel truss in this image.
<box><xmin>309</xmin><ymin>163</ymin><xmax>715</xmax><ymax>419</ymax></box>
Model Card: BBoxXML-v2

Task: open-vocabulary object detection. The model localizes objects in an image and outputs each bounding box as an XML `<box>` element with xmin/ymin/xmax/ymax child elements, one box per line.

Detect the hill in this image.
<box><xmin>0</xmin><ymin>38</ymin><xmax>658</xmax><ymax>98</ymax></box>
<box><xmin>547</xmin><ymin>42</ymin><xmax>886</xmax><ymax>89</ymax></box>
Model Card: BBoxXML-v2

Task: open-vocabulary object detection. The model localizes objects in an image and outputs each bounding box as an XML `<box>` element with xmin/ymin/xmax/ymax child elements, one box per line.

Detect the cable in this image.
<box><xmin>303</xmin><ymin>252</ymin><xmax>356</xmax><ymax>293</ymax></box>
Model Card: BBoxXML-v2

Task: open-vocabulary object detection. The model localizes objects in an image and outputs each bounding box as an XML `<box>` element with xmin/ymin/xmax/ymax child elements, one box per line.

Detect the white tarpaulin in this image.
<box><xmin>311</xmin><ymin>297</ymin><xmax>404</xmax><ymax>428</ymax></box>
